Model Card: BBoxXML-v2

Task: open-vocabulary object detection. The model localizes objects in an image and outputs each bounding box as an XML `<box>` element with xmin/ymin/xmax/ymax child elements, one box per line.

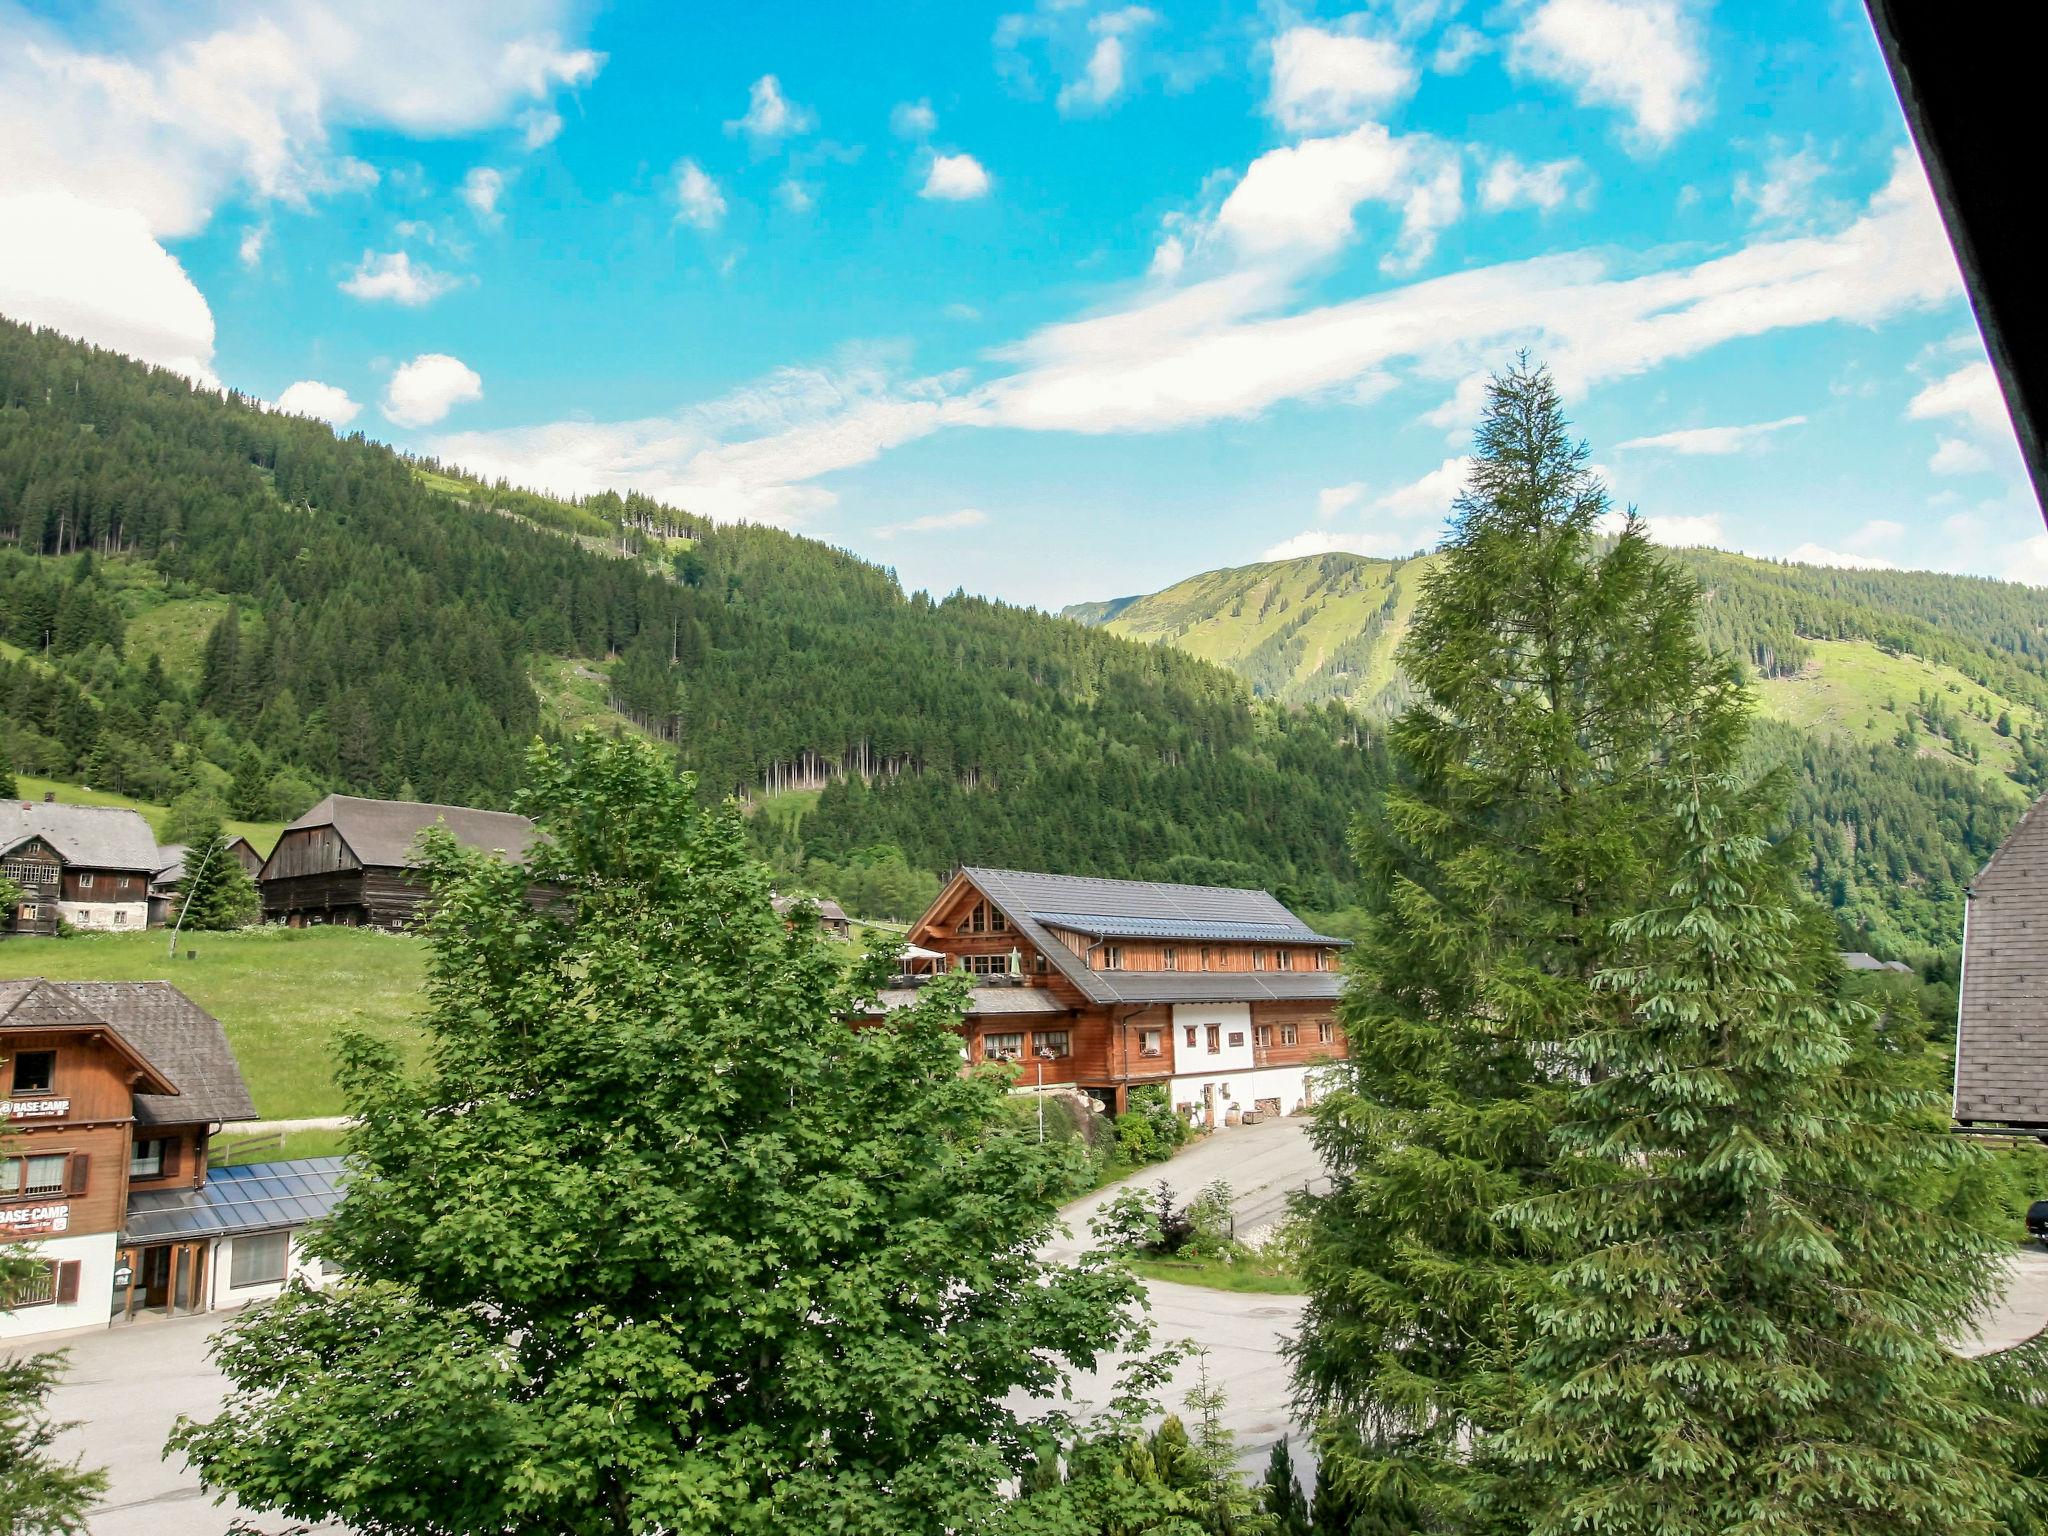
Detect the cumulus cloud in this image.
<box><xmin>922</xmin><ymin>152</ymin><xmax>993</xmax><ymax>201</ymax></box>
<box><xmin>275</xmin><ymin>379</ymin><xmax>362</xmax><ymax>427</ymax></box>
<box><xmin>461</xmin><ymin>166</ymin><xmax>507</xmax><ymax>227</ymax></box>
<box><xmin>1508</xmin><ymin>0</ymin><xmax>1706</xmax><ymax>148</ymax></box>
<box><xmin>517</xmin><ymin>107</ymin><xmax>563</xmax><ymax>148</ymax></box>
<box><xmin>873</xmin><ymin>508</ymin><xmax>990</xmax><ymax>539</ymax></box>
<box><xmin>674</xmin><ymin>160</ymin><xmax>727</xmax><ymax>228</ymax></box>
<box><xmin>729</xmin><ymin>74</ymin><xmax>814</xmax><ymax>142</ymax></box>
<box><xmin>1617</xmin><ymin>416</ymin><xmax>1806</xmax><ymax>454</ymax></box>
<box><xmin>1783</xmin><ymin>542</ymin><xmax>1897</xmax><ymax>570</ymax></box>
<box><xmin>1056</xmin><ymin>9</ymin><xmax>1158</xmax><ymax>115</ymax></box>
<box><xmin>0</xmin><ymin>189</ymin><xmax>218</xmax><ymax>384</ymax></box>
<box><xmin>891</xmin><ymin>99</ymin><xmax>937</xmax><ymax>137</ymax></box>
<box><xmin>238</xmin><ymin>222</ymin><xmax>269</xmax><ymax>269</ymax></box>
<box><xmin>1214</xmin><ymin>124</ymin><xmax>1462</xmax><ymax>272</ymax></box>
<box><xmin>340</xmin><ymin>249</ymin><xmax>463</xmax><ymax>305</ymax></box>
<box><xmin>1432</xmin><ymin>24</ymin><xmax>1486</xmax><ymax>73</ymax></box>
<box><xmin>1317</xmin><ymin>482</ymin><xmax>1367</xmax><ymax>521</ymax></box>
<box><xmin>1928</xmin><ymin>437</ymin><xmax>1993</xmax><ymax>476</ymax></box>
<box><xmin>1480</xmin><ymin>154</ymin><xmax>1586</xmax><ymax>213</ymax></box>
<box><xmin>1261</xmin><ymin>528</ymin><xmax>1427</xmax><ymax>561</ymax></box>
<box><xmin>1735</xmin><ymin>145</ymin><xmax>1833</xmax><ymax>230</ymax></box>
<box><xmin>384</xmin><ymin>353</ymin><xmax>483</xmax><ymax>429</ymax></box>
<box><xmin>1636</xmin><ymin>513</ymin><xmax>1724</xmax><ymax>546</ymax></box>
<box><xmin>1908</xmin><ymin>361</ymin><xmax>2012</xmax><ymax>441</ymax></box>
<box><xmin>1266</xmin><ymin>23</ymin><xmax>1416</xmax><ymax>133</ymax></box>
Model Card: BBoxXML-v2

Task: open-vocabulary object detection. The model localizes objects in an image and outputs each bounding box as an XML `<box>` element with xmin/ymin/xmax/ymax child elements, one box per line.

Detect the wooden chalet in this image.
<box><xmin>258</xmin><ymin>794</ymin><xmax>536</xmax><ymax>931</ymax></box>
<box><xmin>1954</xmin><ymin>793</ymin><xmax>2048</xmax><ymax>1131</ymax></box>
<box><xmin>878</xmin><ymin>867</ymin><xmax>1350</xmax><ymax>1123</ymax></box>
<box><xmin>773</xmin><ymin>893</ymin><xmax>853</xmax><ymax>941</ymax></box>
<box><xmin>1</xmin><ymin>797</ymin><xmax>158</xmax><ymax>936</ymax></box>
<box><xmin>0</xmin><ymin>979</ymin><xmax>345</xmax><ymax>1339</ymax></box>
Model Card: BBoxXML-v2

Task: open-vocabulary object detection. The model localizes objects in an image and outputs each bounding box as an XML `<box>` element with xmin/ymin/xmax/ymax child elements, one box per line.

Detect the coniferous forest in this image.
<box><xmin>0</xmin><ymin>316</ymin><xmax>2038</xmax><ymax>947</ymax></box>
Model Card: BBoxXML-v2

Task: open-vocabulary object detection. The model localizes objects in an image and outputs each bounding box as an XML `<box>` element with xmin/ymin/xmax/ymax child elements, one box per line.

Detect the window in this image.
<box><xmin>1199</xmin><ymin>946</ymin><xmax>1214</xmax><ymax>969</ymax></box>
<box><xmin>4</xmin><ymin>1260</ymin><xmax>78</xmax><ymax>1309</ymax></box>
<box><xmin>7</xmin><ymin>1153</ymin><xmax>70</xmax><ymax>1197</ymax></box>
<box><xmin>11</xmin><ymin>1050</ymin><xmax>55</xmax><ymax>1095</ymax></box>
<box><xmin>1281</xmin><ymin>1023</ymin><xmax>1299</xmax><ymax>1046</ymax></box>
<box><xmin>983</xmin><ymin>1032</ymin><xmax>1024</xmax><ymax>1061</ymax></box>
<box><xmin>231</xmin><ymin>1231</ymin><xmax>291</xmax><ymax>1289</ymax></box>
<box><xmin>1318</xmin><ymin>1022</ymin><xmax>1334</xmax><ymax>1044</ymax></box>
<box><xmin>990</xmin><ymin>908</ymin><xmax>1008</xmax><ymax>933</ymax></box>
<box><xmin>963</xmin><ymin>954</ymin><xmax>1013</xmax><ymax>975</ymax></box>
<box><xmin>1315</xmin><ymin>949</ymin><xmax>1329</xmax><ymax>971</ymax></box>
<box><xmin>1138</xmin><ymin>1028</ymin><xmax>1162</xmax><ymax>1058</ymax></box>
<box><xmin>78</xmin><ymin>872</ymin><xmax>94</xmax><ymax>889</ymax></box>
<box><xmin>1255</xmin><ymin>1025</ymin><xmax>1271</xmax><ymax>1049</ymax></box>
<box><xmin>1102</xmin><ymin>945</ymin><xmax>1124</xmax><ymax>970</ymax></box>
<box><xmin>1275</xmin><ymin>949</ymin><xmax>1294</xmax><ymax>972</ymax></box>
<box><xmin>113</xmin><ymin>909</ymin><xmax>126</xmax><ymax>926</ymax></box>
<box><xmin>1205</xmin><ymin>1024</ymin><xmax>1221</xmax><ymax>1053</ymax></box>
<box><xmin>1228</xmin><ymin>1031</ymin><xmax>1245</xmax><ymax>1048</ymax></box>
<box><xmin>1162</xmin><ymin>947</ymin><xmax>1178</xmax><ymax>971</ymax></box>
<box><xmin>1034</xmin><ymin>952</ymin><xmax>1048</xmax><ymax>973</ymax></box>
<box><xmin>1034</xmin><ymin>1030</ymin><xmax>1072</xmax><ymax>1059</ymax></box>
<box><xmin>131</xmin><ymin>1139</ymin><xmax>165</xmax><ymax>1179</ymax></box>
<box><xmin>1253</xmin><ymin>949</ymin><xmax>1267</xmax><ymax>971</ymax></box>
<box><xmin>1183</xmin><ymin>1025</ymin><xmax>1196</xmax><ymax>1049</ymax></box>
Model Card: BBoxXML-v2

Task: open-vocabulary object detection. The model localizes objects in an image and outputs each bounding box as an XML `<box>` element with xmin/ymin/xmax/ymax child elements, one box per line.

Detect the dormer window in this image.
<box><xmin>1101</xmin><ymin>944</ymin><xmax>1124</xmax><ymax>971</ymax></box>
<box><xmin>10</xmin><ymin>1051</ymin><xmax>54</xmax><ymax>1096</ymax></box>
<box><xmin>1162</xmin><ymin>947</ymin><xmax>1178</xmax><ymax>971</ymax></box>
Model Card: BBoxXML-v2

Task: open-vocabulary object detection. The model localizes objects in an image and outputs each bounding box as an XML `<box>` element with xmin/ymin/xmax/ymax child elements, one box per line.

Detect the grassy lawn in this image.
<box><xmin>13</xmin><ymin>774</ymin><xmax>284</xmax><ymax>854</ymax></box>
<box><xmin>212</xmin><ymin>1125</ymin><xmax>354</xmax><ymax>1166</ymax></box>
<box><xmin>0</xmin><ymin>927</ymin><xmax>426</xmax><ymax>1119</ymax></box>
<box><xmin>1128</xmin><ymin>1253</ymin><xmax>1304</xmax><ymax>1294</ymax></box>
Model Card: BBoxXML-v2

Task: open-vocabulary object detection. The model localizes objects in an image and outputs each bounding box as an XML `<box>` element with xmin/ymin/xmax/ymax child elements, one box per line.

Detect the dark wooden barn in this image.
<box><xmin>256</xmin><ymin>795</ymin><xmax>536</xmax><ymax>931</ymax></box>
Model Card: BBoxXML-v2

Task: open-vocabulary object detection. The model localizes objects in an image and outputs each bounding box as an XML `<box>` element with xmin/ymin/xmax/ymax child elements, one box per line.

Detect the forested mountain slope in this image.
<box><xmin>0</xmin><ymin>320</ymin><xmax>1379</xmax><ymax>910</ymax></box>
<box><xmin>1067</xmin><ymin>550</ymin><xmax>2048</xmax><ymax>950</ymax></box>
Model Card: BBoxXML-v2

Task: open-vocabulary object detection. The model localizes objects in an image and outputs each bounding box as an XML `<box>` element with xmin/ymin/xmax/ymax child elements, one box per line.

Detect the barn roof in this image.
<box><xmin>274</xmin><ymin>794</ymin><xmax>536</xmax><ymax>871</ymax></box>
<box><xmin>55</xmin><ymin>981</ymin><xmax>259</xmax><ymax>1127</ymax></box>
<box><xmin>949</xmin><ymin>866</ymin><xmax>1347</xmax><ymax>1007</ymax></box>
<box><xmin>1955</xmin><ymin>793</ymin><xmax>2048</xmax><ymax>1127</ymax></box>
<box><xmin>0</xmin><ymin>801</ymin><xmax>159</xmax><ymax>872</ymax></box>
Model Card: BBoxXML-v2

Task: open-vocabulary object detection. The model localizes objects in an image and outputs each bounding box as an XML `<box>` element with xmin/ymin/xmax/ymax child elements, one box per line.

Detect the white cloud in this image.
<box><xmin>1929</xmin><ymin>436</ymin><xmax>1993</xmax><ymax>476</ymax></box>
<box><xmin>1060</xmin><ymin>36</ymin><xmax>1129</xmax><ymax>115</ymax></box>
<box><xmin>1373</xmin><ymin>456</ymin><xmax>1472</xmax><ymax>519</ymax></box>
<box><xmin>674</xmin><ymin>160</ymin><xmax>727</xmax><ymax>229</ymax></box>
<box><xmin>461</xmin><ymin>166</ymin><xmax>507</xmax><ymax>227</ymax></box>
<box><xmin>1266</xmin><ymin>24</ymin><xmax>1417</xmax><ymax>133</ymax></box>
<box><xmin>275</xmin><ymin>379</ymin><xmax>362</xmax><ymax>427</ymax></box>
<box><xmin>729</xmin><ymin>74</ymin><xmax>814</xmax><ymax>142</ymax></box>
<box><xmin>779</xmin><ymin>179</ymin><xmax>816</xmax><ymax>214</ymax></box>
<box><xmin>1908</xmin><ymin>361</ymin><xmax>2011</xmax><ymax>440</ymax></box>
<box><xmin>0</xmin><ymin>189</ymin><xmax>218</xmax><ymax>384</ymax></box>
<box><xmin>1616</xmin><ymin>415</ymin><xmax>1806</xmax><ymax>454</ymax></box>
<box><xmin>1480</xmin><ymin>154</ymin><xmax>1586</xmax><ymax>213</ymax></box>
<box><xmin>517</xmin><ymin>107</ymin><xmax>563</xmax><ymax>149</ymax></box>
<box><xmin>973</xmin><ymin>149</ymin><xmax>1955</xmax><ymax>436</ymax></box>
<box><xmin>1215</xmin><ymin>124</ymin><xmax>1462</xmax><ymax>272</ymax></box>
<box><xmin>873</xmin><ymin>508</ymin><xmax>990</xmax><ymax>539</ymax></box>
<box><xmin>1317</xmin><ymin>482</ymin><xmax>1367</xmax><ymax>521</ymax></box>
<box><xmin>1261</xmin><ymin>528</ymin><xmax>1426</xmax><ymax>561</ymax></box>
<box><xmin>1735</xmin><ymin>146</ymin><xmax>1831</xmax><ymax>230</ymax></box>
<box><xmin>238</xmin><ymin>221</ymin><xmax>269</xmax><ymax>268</ymax></box>
<box><xmin>1640</xmin><ymin>513</ymin><xmax>1724</xmax><ymax>547</ymax></box>
<box><xmin>892</xmin><ymin>99</ymin><xmax>937</xmax><ymax>137</ymax></box>
<box><xmin>1432</xmin><ymin>24</ymin><xmax>1486</xmax><ymax>73</ymax></box>
<box><xmin>1783</xmin><ymin>542</ymin><xmax>1897</xmax><ymax>570</ymax></box>
<box><xmin>340</xmin><ymin>249</ymin><xmax>462</xmax><ymax>305</ymax></box>
<box><xmin>922</xmin><ymin>152</ymin><xmax>992</xmax><ymax>201</ymax></box>
<box><xmin>383</xmin><ymin>353</ymin><xmax>482</xmax><ymax>429</ymax></box>
<box><xmin>1508</xmin><ymin>0</ymin><xmax>1706</xmax><ymax>148</ymax></box>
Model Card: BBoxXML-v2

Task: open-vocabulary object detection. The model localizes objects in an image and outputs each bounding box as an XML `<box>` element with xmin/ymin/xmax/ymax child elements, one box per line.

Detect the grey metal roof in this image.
<box><xmin>1029</xmin><ymin>910</ymin><xmax>1346</xmax><ymax>944</ymax></box>
<box><xmin>123</xmin><ymin>1156</ymin><xmax>346</xmax><ymax>1242</ymax></box>
<box><xmin>868</xmin><ymin>986</ymin><xmax>1067</xmax><ymax>1016</ymax></box>
<box><xmin>153</xmin><ymin>844</ymin><xmax>189</xmax><ymax>885</ymax></box>
<box><xmin>271</xmin><ymin>794</ymin><xmax>535</xmax><ymax>872</ymax></box>
<box><xmin>57</xmin><ymin>981</ymin><xmax>259</xmax><ymax>1126</ymax></box>
<box><xmin>1957</xmin><ymin>793</ymin><xmax>2048</xmax><ymax>1126</ymax></box>
<box><xmin>1839</xmin><ymin>951</ymin><xmax>1913</xmax><ymax>973</ymax></box>
<box><xmin>957</xmin><ymin>866</ymin><xmax>1347</xmax><ymax>1007</ymax></box>
<box><xmin>0</xmin><ymin>800</ymin><xmax>159</xmax><ymax>872</ymax></box>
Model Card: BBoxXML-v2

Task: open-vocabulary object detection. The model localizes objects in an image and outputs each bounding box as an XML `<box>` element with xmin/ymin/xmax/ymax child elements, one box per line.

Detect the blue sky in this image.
<box><xmin>1</xmin><ymin>0</ymin><xmax>2039</xmax><ymax>609</ymax></box>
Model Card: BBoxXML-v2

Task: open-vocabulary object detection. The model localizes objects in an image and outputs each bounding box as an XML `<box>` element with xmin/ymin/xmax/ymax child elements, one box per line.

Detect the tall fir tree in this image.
<box><xmin>1497</xmin><ymin>750</ymin><xmax>2039</xmax><ymax>1534</ymax></box>
<box><xmin>171</xmin><ymin>822</ymin><xmax>258</xmax><ymax>931</ymax></box>
<box><xmin>1262</xmin><ymin>1439</ymin><xmax>1312</xmax><ymax>1536</ymax></box>
<box><xmin>1288</xmin><ymin>359</ymin><xmax>1753</xmax><ymax>1530</ymax></box>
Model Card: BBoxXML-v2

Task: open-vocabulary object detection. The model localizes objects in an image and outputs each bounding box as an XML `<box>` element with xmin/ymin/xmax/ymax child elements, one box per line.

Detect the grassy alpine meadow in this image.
<box><xmin>0</xmin><ymin>926</ymin><xmax>427</xmax><ymax>1119</ymax></box>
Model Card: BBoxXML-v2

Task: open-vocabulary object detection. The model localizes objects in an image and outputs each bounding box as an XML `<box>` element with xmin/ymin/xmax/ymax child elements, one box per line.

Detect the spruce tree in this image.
<box><xmin>1288</xmin><ymin>358</ymin><xmax>1752</xmax><ymax>1529</ymax></box>
<box><xmin>1262</xmin><ymin>1439</ymin><xmax>1312</xmax><ymax>1536</ymax></box>
<box><xmin>1498</xmin><ymin>752</ymin><xmax>2037</xmax><ymax>1534</ymax></box>
<box><xmin>170</xmin><ymin>823</ymin><xmax>258</xmax><ymax>931</ymax></box>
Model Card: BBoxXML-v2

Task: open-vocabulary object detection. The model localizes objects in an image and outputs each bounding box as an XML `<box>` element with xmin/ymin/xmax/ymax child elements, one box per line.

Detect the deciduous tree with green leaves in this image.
<box><xmin>170</xmin><ymin>732</ymin><xmax>1159</xmax><ymax>1535</ymax></box>
<box><xmin>1288</xmin><ymin>358</ymin><xmax>1755</xmax><ymax>1529</ymax></box>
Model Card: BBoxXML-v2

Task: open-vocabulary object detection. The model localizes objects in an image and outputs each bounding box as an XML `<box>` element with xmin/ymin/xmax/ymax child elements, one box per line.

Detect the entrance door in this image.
<box><xmin>140</xmin><ymin>1245</ymin><xmax>173</xmax><ymax>1309</ymax></box>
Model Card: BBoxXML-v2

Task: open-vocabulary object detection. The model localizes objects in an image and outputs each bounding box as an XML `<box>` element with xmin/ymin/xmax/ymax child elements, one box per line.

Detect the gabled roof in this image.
<box><xmin>1956</xmin><ymin>792</ymin><xmax>2048</xmax><ymax>1127</ymax></box>
<box><xmin>267</xmin><ymin>794</ymin><xmax>535</xmax><ymax>873</ymax></box>
<box><xmin>1839</xmin><ymin>951</ymin><xmax>1913</xmax><ymax>973</ymax></box>
<box><xmin>124</xmin><ymin>1156</ymin><xmax>346</xmax><ymax>1242</ymax></box>
<box><xmin>5</xmin><ymin>980</ymin><xmax>258</xmax><ymax>1126</ymax></box>
<box><xmin>0</xmin><ymin>979</ymin><xmax>182</xmax><ymax>1098</ymax></box>
<box><xmin>0</xmin><ymin>801</ymin><xmax>158</xmax><ymax>872</ymax></box>
<box><xmin>153</xmin><ymin>843</ymin><xmax>189</xmax><ymax>884</ymax></box>
<box><xmin>944</xmin><ymin>867</ymin><xmax>1347</xmax><ymax>1006</ymax></box>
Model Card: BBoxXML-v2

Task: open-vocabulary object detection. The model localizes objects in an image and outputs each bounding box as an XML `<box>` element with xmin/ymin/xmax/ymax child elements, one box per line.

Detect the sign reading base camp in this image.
<box><xmin>0</xmin><ymin>1203</ymin><xmax>71</xmax><ymax>1236</ymax></box>
<box><xmin>3</xmin><ymin>1099</ymin><xmax>71</xmax><ymax>1120</ymax></box>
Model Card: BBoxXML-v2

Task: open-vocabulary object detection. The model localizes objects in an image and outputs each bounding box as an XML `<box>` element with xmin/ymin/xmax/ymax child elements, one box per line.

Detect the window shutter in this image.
<box><xmin>162</xmin><ymin>1139</ymin><xmax>182</xmax><ymax>1178</ymax></box>
<box><xmin>69</xmin><ymin>1153</ymin><xmax>90</xmax><ymax>1194</ymax></box>
<box><xmin>55</xmin><ymin>1260</ymin><xmax>80</xmax><ymax>1304</ymax></box>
